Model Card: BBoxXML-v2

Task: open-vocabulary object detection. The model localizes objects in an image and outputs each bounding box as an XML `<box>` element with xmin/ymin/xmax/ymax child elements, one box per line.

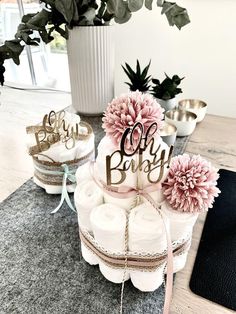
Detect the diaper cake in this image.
<box><xmin>26</xmin><ymin>110</ymin><xmax>94</xmax><ymax>195</ymax></box>
<box><xmin>74</xmin><ymin>91</ymin><xmax>220</xmax><ymax>307</ymax></box>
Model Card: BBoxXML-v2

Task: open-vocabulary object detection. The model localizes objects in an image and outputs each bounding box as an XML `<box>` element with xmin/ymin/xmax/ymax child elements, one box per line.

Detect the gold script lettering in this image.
<box><xmin>34</xmin><ymin>110</ymin><xmax>80</xmax><ymax>153</ymax></box>
<box><xmin>106</xmin><ymin>122</ymin><xmax>173</xmax><ymax>186</ymax></box>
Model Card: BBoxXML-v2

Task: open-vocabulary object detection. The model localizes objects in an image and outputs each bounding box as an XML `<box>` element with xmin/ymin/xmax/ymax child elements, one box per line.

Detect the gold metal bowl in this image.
<box><xmin>178</xmin><ymin>99</ymin><xmax>207</xmax><ymax>122</ymax></box>
<box><xmin>165</xmin><ymin>109</ymin><xmax>197</xmax><ymax>122</ymax></box>
<box><xmin>165</xmin><ymin>109</ymin><xmax>197</xmax><ymax>136</ymax></box>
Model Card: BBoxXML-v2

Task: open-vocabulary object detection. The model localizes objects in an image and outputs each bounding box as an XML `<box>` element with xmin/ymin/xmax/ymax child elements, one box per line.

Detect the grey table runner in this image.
<box><xmin>0</xmin><ymin>120</ymin><xmax>188</xmax><ymax>314</ymax></box>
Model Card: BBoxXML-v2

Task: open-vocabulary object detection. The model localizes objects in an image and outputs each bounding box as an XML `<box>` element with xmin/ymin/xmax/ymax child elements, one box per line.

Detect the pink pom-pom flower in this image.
<box><xmin>162</xmin><ymin>154</ymin><xmax>220</xmax><ymax>213</ymax></box>
<box><xmin>102</xmin><ymin>91</ymin><xmax>164</xmax><ymax>149</ymax></box>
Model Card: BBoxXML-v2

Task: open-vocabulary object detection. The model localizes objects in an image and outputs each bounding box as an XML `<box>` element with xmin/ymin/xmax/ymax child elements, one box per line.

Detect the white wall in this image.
<box><xmin>114</xmin><ymin>0</ymin><xmax>236</xmax><ymax>118</ymax></box>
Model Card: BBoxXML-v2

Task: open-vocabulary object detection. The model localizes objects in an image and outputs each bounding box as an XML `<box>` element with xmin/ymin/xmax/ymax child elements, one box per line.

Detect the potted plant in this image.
<box><xmin>0</xmin><ymin>0</ymin><xmax>190</xmax><ymax>114</ymax></box>
<box><xmin>151</xmin><ymin>73</ymin><xmax>184</xmax><ymax>111</ymax></box>
<box><xmin>122</xmin><ymin>60</ymin><xmax>151</xmax><ymax>92</ymax></box>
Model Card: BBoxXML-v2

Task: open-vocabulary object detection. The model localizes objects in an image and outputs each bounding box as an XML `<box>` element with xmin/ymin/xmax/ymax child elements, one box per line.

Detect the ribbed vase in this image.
<box><xmin>67</xmin><ymin>26</ymin><xmax>115</xmax><ymax>115</ymax></box>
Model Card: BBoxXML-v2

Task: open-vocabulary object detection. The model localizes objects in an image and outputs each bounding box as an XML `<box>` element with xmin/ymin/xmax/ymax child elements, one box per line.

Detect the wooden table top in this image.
<box><xmin>1</xmin><ymin>86</ymin><xmax>236</xmax><ymax>314</ymax></box>
<box><xmin>171</xmin><ymin>114</ymin><xmax>236</xmax><ymax>314</ymax></box>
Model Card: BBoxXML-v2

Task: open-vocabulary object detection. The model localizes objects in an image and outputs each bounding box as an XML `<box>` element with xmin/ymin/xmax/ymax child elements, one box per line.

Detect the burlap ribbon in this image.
<box><xmin>80</xmin><ymin>229</ymin><xmax>191</xmax><ymax>271</ymax></box>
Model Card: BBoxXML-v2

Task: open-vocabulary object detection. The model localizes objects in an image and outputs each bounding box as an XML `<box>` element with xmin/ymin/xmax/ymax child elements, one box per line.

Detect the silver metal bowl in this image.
<box><xmin>160</xmin><ymin>121</ymin><xmax>177</xmax><ymax>146</ymax></box>
<box><xmin>178</xmin><ymin>99</ymin><xmax>207</xmax><ymax>122</ymax></box>
<box><xmin>165</xmin><ymin>109</ymin><xmax>197</xmax><ymax>136</ymax></box>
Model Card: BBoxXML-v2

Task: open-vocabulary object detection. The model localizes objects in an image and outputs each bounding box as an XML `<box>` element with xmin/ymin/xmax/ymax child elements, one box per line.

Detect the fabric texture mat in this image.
<box><xmin>0</xmin><ymin>136</ymin><xmax>187</xmax><ymax>314</ymax></box>
<box><xmin>190</xmin><ymin>169</ymin><xmax>236</xmax><ymax>311</ymax></box>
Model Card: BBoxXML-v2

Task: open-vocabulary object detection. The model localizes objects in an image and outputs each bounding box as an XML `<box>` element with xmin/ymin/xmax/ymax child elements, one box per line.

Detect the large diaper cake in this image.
<box><xmin>74</xmin><ymin>90</ymin><xmax>220</xmax><ymax>311</ymax></box>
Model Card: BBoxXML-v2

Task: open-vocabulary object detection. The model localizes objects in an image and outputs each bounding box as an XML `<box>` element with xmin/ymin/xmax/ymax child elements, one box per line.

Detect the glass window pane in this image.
<box><xmin>0</xmin><ymin>0</ymin><xmax>70</xmax><ymax>89</ymax></box>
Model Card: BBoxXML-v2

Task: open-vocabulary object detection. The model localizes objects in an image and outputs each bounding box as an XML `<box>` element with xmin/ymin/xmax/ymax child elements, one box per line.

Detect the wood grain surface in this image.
<box><xmin>170</xmin><ymin>114</ymin><xmax>236</xmax><ymax>314</ymax></box>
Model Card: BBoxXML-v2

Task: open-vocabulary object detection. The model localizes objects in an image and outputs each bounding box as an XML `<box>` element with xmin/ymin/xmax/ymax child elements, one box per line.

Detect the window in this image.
<box><xmin>0</xmin><ymin>0</ymin><xmax>70</xmax><ymax>90</ymax></box>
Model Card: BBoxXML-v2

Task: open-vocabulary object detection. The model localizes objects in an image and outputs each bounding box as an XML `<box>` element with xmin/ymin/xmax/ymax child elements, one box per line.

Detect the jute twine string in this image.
<box><xmin>33</xmin><ymin>149</ymin><xmax>94</xmax><ymax>186</ymax></box>
<box><xmin>120</xmin><ymin>194</ymin><xmax>140</xmax><ymax>314</ymax></box>
<box><xmin>120</xmin><ymin>153</ymin><xmax>143</xmax><ymax>314</ymax></box>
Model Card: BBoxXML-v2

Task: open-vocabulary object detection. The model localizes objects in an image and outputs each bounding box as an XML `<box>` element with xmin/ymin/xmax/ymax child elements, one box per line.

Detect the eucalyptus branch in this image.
<box><xmin>0</xmin><ymin>0</ymin><xmax>190</xmax><ymax>86</ymax></box>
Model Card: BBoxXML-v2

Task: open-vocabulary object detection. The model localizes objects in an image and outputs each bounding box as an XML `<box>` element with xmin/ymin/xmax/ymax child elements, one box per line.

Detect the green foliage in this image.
<box><xmin>0</xmin><ymin>0</ymin><xmax>190</xmax><ymax>86</ymax></box>
<box><xmin>146</xmin><ymin>0</ymin><xmax>190</xmax><ymax>30</ymax></box>
<box><xmin>151</xmin><ymin>73</ymin><xmax>184</xmax><ymax>100</ymax></box>
<box><xmin>161</xmin><ymin>2</ymin><xmax>190</xmax><ymax>30</ymax></box>
<box><xmin>122</xmin><ymin>60</ymin><xmax>151</xmax><ymax>92</ymax></box>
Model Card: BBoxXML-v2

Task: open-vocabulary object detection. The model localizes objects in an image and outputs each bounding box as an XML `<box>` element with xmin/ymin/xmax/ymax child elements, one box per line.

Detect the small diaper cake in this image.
<box><xmin>26</xmin><ymin>110</ymin><xmax>94</xmax><ymax>195</ymax></box>
<box><xmin>74</xmin><ymin>91</ymin><xmax>220</xmax><ymax>298</ymax></box>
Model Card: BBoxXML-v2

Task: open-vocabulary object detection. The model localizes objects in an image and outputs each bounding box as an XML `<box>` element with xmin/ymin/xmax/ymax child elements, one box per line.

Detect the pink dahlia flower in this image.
<box><xmin>102</xmin><ymin>91</ymin><xmax>164</xmax><ymax>149</ymax></box>
<box><xmin>162</xmin><ymin>154</ymin><xmax>220</xmax><ymax>213</ymax></box>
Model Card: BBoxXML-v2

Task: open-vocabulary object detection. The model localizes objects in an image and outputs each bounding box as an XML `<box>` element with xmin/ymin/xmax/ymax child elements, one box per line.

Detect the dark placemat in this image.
<box><xmin>0</xmin><ymin>131</ymin><xmax>188</xmax><ymax>314</ymax></box>
<box><xmin>190</xmin><ymin>169</ymin><xmax>236</xmax><ymax>311</ymax></box>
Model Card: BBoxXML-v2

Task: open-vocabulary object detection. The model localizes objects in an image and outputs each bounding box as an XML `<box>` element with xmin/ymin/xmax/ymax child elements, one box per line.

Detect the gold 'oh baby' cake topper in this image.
<box><xmin>26</xmin><ymin>110</ymin><xmax>91</xmax><ymax>156</ymax></box>
<box><xmin>106</xmin><ymin>122</ymin><xmax>173</xmax><ymax>185</ymax></box>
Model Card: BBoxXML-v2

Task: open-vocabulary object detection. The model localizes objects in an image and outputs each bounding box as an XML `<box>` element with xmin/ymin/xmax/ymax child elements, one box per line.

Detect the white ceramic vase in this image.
<box><xmin>156</xmin><ymin>98</ymin><xmax>176</xmax><ymax>112</ymax></box>
<box><xmin>67</xmin><ymin>26</ymin><xmax>115</xmax><ymax>115</ymax></box>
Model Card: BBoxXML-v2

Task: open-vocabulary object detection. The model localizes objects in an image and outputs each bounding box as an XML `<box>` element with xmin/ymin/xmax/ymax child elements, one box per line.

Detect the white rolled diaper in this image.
<box><xmin>161</xmin><ymin>201</ymin><xmax>198</xmax><ymax>273</ymax></box>
<box><xmin>103</xmin><ymin>192</ymin><xmax>136</xmax><ymax>211</ymax></box>
<box><xmin>81</xmin><ymin>242</ymin><xmax>99</xmax><ymax>265</ymax></box>
<box><xmin>173</xmin><ymin>249</ymin><xmax>189</xmax><ymax>273</ymax></box>
<box><xmin>161</xmin><ymin>201</ymin><xmax>198</xmax><ymax>241</ymax></box>
<box><xmin>74</xmin><ymin>180</ymin><xmax>103</xmax><ymax>232</ymax></box>
<box><xmin>90</xmin><ymin>203</ymin><xmax>129</xmax><ymax>283</ymax></box>
<box><xmin>129</xmin><ymin>203</ymin><xmax>168</xmax><ymax>291</ymax></box>
<box><xmin>75</xmin><ymin>162</ymin><xmax>92</xmax><ymax>184</ymax></box>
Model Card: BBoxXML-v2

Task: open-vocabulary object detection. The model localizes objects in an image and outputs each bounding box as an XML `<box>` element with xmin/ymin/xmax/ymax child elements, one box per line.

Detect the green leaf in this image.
<box><xmin>145</xmin><ymin>0</ymin><xmax>153</xmax><ymax>10</ymax></box>
<box><xmin>0</xmin><ymin>63</ymin><xmax>5</xmax><ymax>86</ymax></box>
<box><xmin>97</xmin><ymin>1</ymin><xmax>106</xmax><ymax>19</ymax></box>
<box><xmin>122</xmin><ymin>65</ymin><xmax>135</xmax><ymax>81</ymax></box>
<box><xmin>26</xmin><ymin>10</ymin><xmax>51</xmax><ymax>30</ymax></box>
<box><xmin>38</xmin><ymin>29</ymin><xmax>54</xmax><ymax>44</ymax></box>
<box><xmin>136</xmin><ymin>60</ymin><xmax>141</xmax><ymax>76</ymax></box>
<box><xmin>102</xmin><ymin>9</ymin><xmax>114</xmax><ymax>22</ymax></box>
<box><xmin>41</xmin><ymin>0</ymin><xmax>55</xmax><ymax>8</ymax></box>
<box><xmin>152</xmin><ymin>78</ymin><xmax>160</xmax><ymax>85</ymax></box>
<box><xmin>156</xmin><ymin>0</ymin><xmax>164</xmax><ymax>7</ymax></box>
<box><xmin>54</xmin><ymin>0</ymin><xmax>78</xmax><ymax>24</ymax></box>
<box><xmin>114</xmin><ymin>10</ymin><xmax>131</xmax><ymax>24</ymax></box>
<box><xmin>161</xmin><ymin>1</ymin><xmax>190</xmax><ymax>29</ymax></box>
<box><xmin>22</xmin><ymin>13</ymin><xmax>38</xmax><ymax>23</ymax></box>
<box><xmin>107</xmin><ymin>0</ymin><xmax>129</xmax><ymax>19</ymax></box>
<box><xmin>141</xmin><ymin>60</ymin><xmax>151</xmax><ymax>79</ymax></box>
<box><xmin>128</xmin><ymin>0</ymin><xmax>144</xmax><ymax>12</ymax></box>
<box><xmin>55</xmin><ymin>26</ymin><xmax>68</xmax><ymax>39</ymax></box>
<box><xmin>107</xmin><ymin>0</ymin><xmax>117</xmax><ymax>14</ymax></box>
<box><xmin>4</xmin><ymin>40</ymin><xmax>24</xmax><ymax>65</ymax></box>
<box><xmin>82</xmin><ymin>8</ymin><xmax>96</xmax><ymax>23</ymax></box>
<box><xmin>15</xmin><ymin>24</ymin><xmax>40</xmax><ymax>45</ymax></box>
<box><xmin>125</xmin><ymin>62</ymin><xmax>136</xmax><ymax>79</ymax></box>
